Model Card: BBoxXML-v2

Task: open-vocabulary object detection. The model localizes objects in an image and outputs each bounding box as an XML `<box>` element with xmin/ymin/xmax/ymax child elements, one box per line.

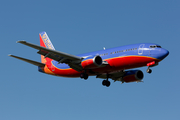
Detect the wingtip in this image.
<box><xmin>16</xmin><ymin>40</ymin><xmax>26</xmax><ymax>43</ymax></box>
<box><xmin>8</xmin><ymin>54</ymin><xmax>15</xmax><ymax>57</ymax></box>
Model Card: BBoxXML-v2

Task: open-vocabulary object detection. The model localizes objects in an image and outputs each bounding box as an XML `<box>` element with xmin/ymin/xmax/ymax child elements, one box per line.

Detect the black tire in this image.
<box><xmin>84</xmin><ymin>74</ymin><xmax>88</xmax><ymax>80</ymax></box>
<box><xmin>147</xmin><ymin>69</ymin><xmax>152</xmax><ymax>74</ymax></box>
<box><xmin>102</xmin><ymin>80</ymin><xmax>111</xmax><ymax>87</ymax></box>
<box><xmin>102</xmin><ymin>80</ymin><xmax>107</xmax><ymax>86</ymax></box>
<box><xmin>80</xmin><ymin>73</ymin><xmax>84</xmax><ymax>78</ymax></box>
<box><xmin>106</xmin><ymin>81</ymin><xmax>111</xmax><ymax>87</ymax></box>
<box><xmin>80</xmin><ymin>73</ymin><xmax>89</xmax><ymax>80</ymax></box>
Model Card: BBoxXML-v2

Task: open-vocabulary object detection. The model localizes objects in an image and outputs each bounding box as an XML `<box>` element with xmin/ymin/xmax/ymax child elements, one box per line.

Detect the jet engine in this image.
<box><xmin>123</xmin><ymin>70</ymin><xmax>144</xmax><ymax>83</ymax></box>
<box><xmin>81</xmin><ymin>55</ymin><xmax>102</xmax><ymax>69</ymax></box>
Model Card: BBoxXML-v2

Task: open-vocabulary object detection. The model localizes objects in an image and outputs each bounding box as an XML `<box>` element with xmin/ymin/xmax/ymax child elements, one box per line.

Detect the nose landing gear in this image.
<box><xmin>146</xmin><ymin>61</ymin><xmax>157</xmax><ymax>74</ymax></box>
<box><xmin>146</xmin><ymin>67</ymin><xmax>152</xmax><ymax>74</ymax></box>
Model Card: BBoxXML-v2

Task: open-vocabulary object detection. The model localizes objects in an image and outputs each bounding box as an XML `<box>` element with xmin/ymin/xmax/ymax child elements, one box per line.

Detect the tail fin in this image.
<box><xmin>39</xmin><ymin>31</ymin><xmax>55</xmax><ymax>50</ymax></box>
<box><xmin>39</xmin><ymin>31</ymin><xmax>55</xmax><ymax>63</ymax></box>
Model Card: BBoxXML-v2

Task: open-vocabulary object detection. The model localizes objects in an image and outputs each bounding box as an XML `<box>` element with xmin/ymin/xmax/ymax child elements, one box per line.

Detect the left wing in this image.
<box><xmin>17</xmin><ymin>41</ymin><xmax>84</xmax><ymax>71</ymax></box>
<box><xmin>17</xmin><ymin>41</ymin><xmax>83</xmax><ymax>63</ymax></box>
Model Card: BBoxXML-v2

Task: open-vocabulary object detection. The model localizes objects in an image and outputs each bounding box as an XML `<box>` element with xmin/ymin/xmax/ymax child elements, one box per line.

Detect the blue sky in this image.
<box><xmin>1</xmin><ymin>0</ymin><xmax>180</xmax><ymax>120</ymax></box>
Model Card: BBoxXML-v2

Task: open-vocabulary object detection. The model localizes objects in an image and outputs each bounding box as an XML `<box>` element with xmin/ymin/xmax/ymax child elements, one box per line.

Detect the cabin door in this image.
<box><xmin>138</xmin><ymin>44</ymin><xmax>145</xmax><ymax>55</ymax></box>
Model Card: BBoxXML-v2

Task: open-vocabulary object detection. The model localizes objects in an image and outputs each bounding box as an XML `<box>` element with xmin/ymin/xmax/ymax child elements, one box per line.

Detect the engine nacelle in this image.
<box><xmin>123</xmin><ymin>70</ymin><xmax>144</xmax><ymax>83</ymax></box>
<box><xmin>81</xmin><ymin>55</ymin><xmax>102</xmax><ymax>69</ymax></box>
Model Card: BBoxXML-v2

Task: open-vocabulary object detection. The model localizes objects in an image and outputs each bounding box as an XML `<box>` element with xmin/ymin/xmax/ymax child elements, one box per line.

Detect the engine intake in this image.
<box><xmin>123</xmin><ymin>70</ymin><xmax>144</xmax><ymax>83</ymax></box>
<box><xmin>81</xmin><ymin>55</ymin><xmax>103</xmax><ymax>69</ymax></box>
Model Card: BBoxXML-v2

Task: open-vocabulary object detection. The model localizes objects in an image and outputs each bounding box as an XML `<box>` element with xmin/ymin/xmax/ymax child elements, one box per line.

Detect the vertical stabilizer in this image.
<box><xmin>39</xmin><ymin>31</ymin><xmax>55</xmax><ymax>50</ymax></box>
<box><xmin>39</xmin><ymin>31</ymin><xmax>55</xmax><ymax>63</ymax></box>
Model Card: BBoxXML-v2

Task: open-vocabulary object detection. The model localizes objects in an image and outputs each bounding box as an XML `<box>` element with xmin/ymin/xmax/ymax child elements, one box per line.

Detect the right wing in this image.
<box><xmin>9</xmin><ymin>54</ymin><xmax>45</xmax><ymax>67</ymax></box>
<box><xmin>96</xmin><ymin>70</ymin><xmax>125</xmax><ymax>81</ymax></box>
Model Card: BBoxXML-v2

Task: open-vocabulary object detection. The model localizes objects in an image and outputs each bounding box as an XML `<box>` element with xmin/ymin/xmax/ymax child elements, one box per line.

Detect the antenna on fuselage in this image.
<box><xmin>103</xmin><ymin>47</ymin><xmax>106</xmax><ymax>50</ymax></box>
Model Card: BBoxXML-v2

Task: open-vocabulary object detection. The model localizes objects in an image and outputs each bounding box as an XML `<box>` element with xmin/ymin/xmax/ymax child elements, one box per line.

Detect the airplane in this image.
<box><xmin>9</xmin><ymin>31</ymin><xmax>169</xmax><ymax>87</ymax></box>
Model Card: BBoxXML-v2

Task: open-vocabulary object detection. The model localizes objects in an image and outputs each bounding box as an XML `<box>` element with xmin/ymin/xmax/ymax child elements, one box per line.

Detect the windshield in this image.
<box><xmin>150</xmin><ymin>45</ymin><xmax>161</xmax><ymax>48</ymax></box>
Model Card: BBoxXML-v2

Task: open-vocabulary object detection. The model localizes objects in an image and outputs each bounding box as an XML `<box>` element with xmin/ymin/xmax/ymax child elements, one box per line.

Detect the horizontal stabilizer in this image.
<box><xmin>9</xmin><ymin>54</ymin><xmax>45</xmax><ymax>67</ymax></box>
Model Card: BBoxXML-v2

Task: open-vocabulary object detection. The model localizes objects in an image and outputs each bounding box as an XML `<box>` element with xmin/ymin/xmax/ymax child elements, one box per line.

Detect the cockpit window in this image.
<box><xmin>157</xmin><ymin>45</ymin><xmax>161</xmax><ymax>48</ymax></box>
<box><xmin>150</xmin><ymin>45</ymin><xmax>161</xmax><ymax>48</ymax></box>
<box><xmin>150</xmin><ymin>45</ymin><xmax>156</xmax><ymax>48</ymax></box>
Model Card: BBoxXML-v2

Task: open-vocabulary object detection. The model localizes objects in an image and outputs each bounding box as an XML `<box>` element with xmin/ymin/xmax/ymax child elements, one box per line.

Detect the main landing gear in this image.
<box><xmin>80</xmin><ymin>73</ymin><xmax>89</xmax><ymax>80</ymax></box>
<box><xmin>102</xmin><ymin>80</ymin><xmax>111</xmax><ymax>87</ymax></box>
<box><xmin>102</xmin><ymin>74</ymin><xmax>111</xmax><ymax>87</ymax></box>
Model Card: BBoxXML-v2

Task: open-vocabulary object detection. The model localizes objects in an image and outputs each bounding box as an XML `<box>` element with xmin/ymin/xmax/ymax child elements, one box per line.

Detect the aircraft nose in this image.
<box><xmin>160</xmin><ymin>48</ymin><xmax>169</xmax><ymax>60</ymax></box>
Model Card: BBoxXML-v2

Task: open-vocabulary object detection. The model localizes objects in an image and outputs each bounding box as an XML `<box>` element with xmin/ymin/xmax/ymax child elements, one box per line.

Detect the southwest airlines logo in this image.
<box><xmin>41</xmin><ymin>32</ymin><xmax>55</xmax><ymax>50</ymax></box>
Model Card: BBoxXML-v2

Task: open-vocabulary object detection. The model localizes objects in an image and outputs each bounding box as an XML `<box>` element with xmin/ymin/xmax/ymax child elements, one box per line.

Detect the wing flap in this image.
<box><xmin>9</xmin><ymin>54</ymin><xmax>45</xmax><ymax>67</ymax></box>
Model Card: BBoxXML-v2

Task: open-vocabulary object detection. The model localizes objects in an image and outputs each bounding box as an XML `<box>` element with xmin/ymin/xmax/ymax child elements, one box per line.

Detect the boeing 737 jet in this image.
<box><xmin>9</xmin><ymin>31</ymin><xmax>169</xmax><ymax>87</ymax></box>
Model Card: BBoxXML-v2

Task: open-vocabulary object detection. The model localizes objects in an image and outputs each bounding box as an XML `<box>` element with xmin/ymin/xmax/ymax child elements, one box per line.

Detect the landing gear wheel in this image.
<box><xmin>80</xmin><ymin>73</ymin><xmax>89</xmax><ymax>80</ymax></box>
<box><xmin>102</xmin><ymin>80</ymin><xmax>106</xmax><ymax>86</ymax></box>
<box><xmin>106</xmin><ymin>81</ymin><xmax>110</xmax><ymax>87</ymax></box>
<box><xmin>84</xmin><ymin>74</ymin><xmax>88</xmax><ymax>80</ymax></box>
<box><xmin>80</xmin><ymin>73</ymin><xmax>84</xmax><ymax>78</ymax></box>
<box><xmin>102</xmin><ymin>80</ymin><xmax>111</xmax><ymax>87</ymax></box>
<box><xmin>147</xmin><ymin>68</ymin><xmax>152</xmax><ymax>74</ymax></box>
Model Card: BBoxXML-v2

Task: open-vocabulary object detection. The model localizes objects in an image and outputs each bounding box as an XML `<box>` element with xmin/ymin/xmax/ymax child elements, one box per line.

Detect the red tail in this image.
<box><xmin>39</xmin><ymin>31</ymin><xmax>55</xmax><ymax>64</ymax></box>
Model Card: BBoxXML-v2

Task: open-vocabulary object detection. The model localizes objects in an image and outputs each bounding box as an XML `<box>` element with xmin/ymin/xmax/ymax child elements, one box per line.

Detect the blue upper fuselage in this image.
<box><xmin>52</xmin><ymin>43</ymin><xmax>169</xmax><ymax>69</ymax></box>
<box><xmin>77</xmin><ymin>43</ymin><xmax>169</xmax><ymax>60</ymax></box>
